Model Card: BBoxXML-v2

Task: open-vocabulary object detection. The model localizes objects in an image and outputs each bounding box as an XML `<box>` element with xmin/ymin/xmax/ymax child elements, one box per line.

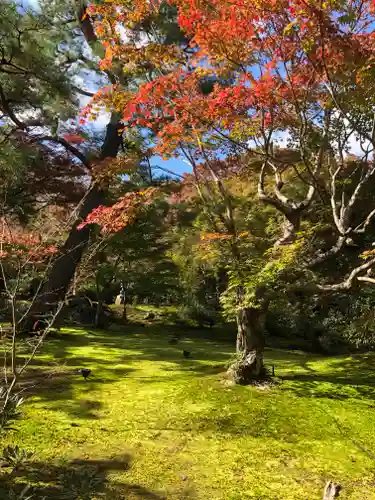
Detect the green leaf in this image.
<box><xmin>283</xmin><ymin>20</ymin><xmax>298</xmax><ymax>36</ymax></box>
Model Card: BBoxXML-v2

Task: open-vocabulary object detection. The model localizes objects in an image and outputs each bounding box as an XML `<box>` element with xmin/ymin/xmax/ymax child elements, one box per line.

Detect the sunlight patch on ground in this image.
<box><xmin>2</xmin><ymin>328</ymin><xmax>375</xmax><ymax>499</ymax></box>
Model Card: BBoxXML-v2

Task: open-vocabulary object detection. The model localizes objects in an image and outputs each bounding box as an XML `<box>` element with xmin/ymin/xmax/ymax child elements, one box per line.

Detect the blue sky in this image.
<box><xmin>149</xmin><ymin>156</ymin><xmax>188</xmax><ymax>177</ymax></box>
<box><xmin>21</xmin><ymin>0</ymin><xmax>39</xmax><ymax>10</ymax></box>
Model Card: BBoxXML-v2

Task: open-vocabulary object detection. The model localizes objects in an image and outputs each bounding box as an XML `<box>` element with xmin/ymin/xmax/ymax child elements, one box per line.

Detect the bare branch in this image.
<box><xmin>71</xmin><ymin>85</ymin><xmax>95</xmax><ymax>98</ymax></box>
<box><xmin>194</xmin><ymin>134</ymin><xmax>237</xmax><ymax>236</ymax></box>
<box><xmin>268</xmin><ymin>159</ymin><xmax>296</xmax><ymax>207</ymax></box>
<box><xmin>342</xmin><ymin>165</ymin><xmax>375</xmax><ymax>230</ymax></box>
<box><xmin>329</xmin><ymin>160</ymin><xmax>346</xmax><ymax>234</ymax></box>
<box><xmin>357</xmin><ymin>276</ymin><xmax>375</xmax><ymax>285</ymax></box>
<box><xmin>354</xmin><ymin>208</ymin><xmax>375</xmax><ymax>234</ymax></box>
<box><xmin>308</xmin><ymin>235</ymin><xmax>346</xmax><ymax>267</ymax></box>
<box><xmin>151</xmin><ymin>164</ymin><xmax>184</xmax><ymax>179</ymax></box>
<box><xmin>258</xmin><ymin>161</ymin><xmax>292</xmax><ymax>216</ymax></box>
<box><xmin>317</xmin><ymin>256</ymin><xmax>375</xmax><ymax>291</ymax></box>
<box><xmin>36</xmin><ymin>136</ymin><xmax>90</xmax><ymax>169</ymax></box>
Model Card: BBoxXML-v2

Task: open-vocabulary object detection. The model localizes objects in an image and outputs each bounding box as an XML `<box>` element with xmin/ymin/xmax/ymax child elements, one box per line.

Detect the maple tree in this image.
<box><xmin>85</xmin><ymin>0</ymin><xmax>375</xmax><ymax>382</ymax></box>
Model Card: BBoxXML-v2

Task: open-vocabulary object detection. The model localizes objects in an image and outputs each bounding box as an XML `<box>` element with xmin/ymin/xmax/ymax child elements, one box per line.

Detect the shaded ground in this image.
<box><xmin>2</xmin><ymin>326</ymin><xmax>375</xmax><ymax>499</ymax></box>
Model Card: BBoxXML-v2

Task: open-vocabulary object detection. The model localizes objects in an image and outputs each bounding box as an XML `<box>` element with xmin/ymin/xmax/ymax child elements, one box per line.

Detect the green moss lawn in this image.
<box><xmin>2</xmin><ymin>326</ymin><xmax>375</xmax><ymax>499</ymax></box>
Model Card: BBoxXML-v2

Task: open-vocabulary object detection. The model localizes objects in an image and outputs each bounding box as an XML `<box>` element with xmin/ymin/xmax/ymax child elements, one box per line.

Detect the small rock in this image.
<box><xmin>181</xmin><ymin>475</ymin><xmax>188</xmax><ymax>481</ymax></box>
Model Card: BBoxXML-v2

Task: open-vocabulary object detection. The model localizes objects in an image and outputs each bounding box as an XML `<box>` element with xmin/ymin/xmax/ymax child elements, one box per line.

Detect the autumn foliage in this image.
<box><xmin>86</xmin><ymin>0</ymin><xmax>375</xmax><ymax>161</ymax></box>
<box><xmin>0</xmin><ymin>222</ymin><xmax>58</xmax><ymax>262</ymax></box>
<box><xmin>78</xmin><ymin>188</ymin><xmax>157</xmax><ymax>233</ymax></box>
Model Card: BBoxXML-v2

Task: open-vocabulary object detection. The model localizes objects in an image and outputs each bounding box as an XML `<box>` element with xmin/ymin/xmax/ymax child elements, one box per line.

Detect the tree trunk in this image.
<box><xmin>122</xmin><ymin>291</ymin><xmax>127</xmax><ymax>322</ymax></box>
<box><xmin>19</xmin><ymin>118</ymin><xmax>123</xmax><ymax>333</ymax></box>
<box><xmin>72</xmin><ymin>269</ymin><xmax>77</xmax><ymax>296</ymax></box>
<box><xmin>276</xmin><ymin>210</ymin><xmax>301</xmax><ymax>246</ymax></box>
<box><xmin>94</xmin><ymin>272</ymin><xmax>102</xmax><ymax>329</ymax></box>
<box><xmin>228</xmin><ymin>304</ymin><xmax>268</xmax><ymax>385</ymax></box>
<box><xmin>323</xmin><ymin>481</ymin><xmax>341</xmax><ymax>499</ymax></box>
<box><xmin>94</xmin><ymin>299</ymin><xmax>103</xmax><ymax>328</ymax></box>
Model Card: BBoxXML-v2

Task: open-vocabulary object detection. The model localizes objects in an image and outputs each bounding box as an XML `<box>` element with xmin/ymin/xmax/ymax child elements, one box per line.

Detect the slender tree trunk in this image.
<box><xmin>72</xmin><ymin>269</ymin><xmax>77</xmax><ymax>296</ymax></box>
<box><xmin>228</xmin><ymin>301</ymin><xmax>269</xmax><ymax>384</ymax></box>
<box><xmin>122</xmin><ymin>301</ymin><xmax>127</xmax><ymax>322</ymax></box>
<box><xmin>94</xmin><ymin>299</ymin><xmax>103</xmax><ymax>328</ymax></box>
<box><xmin>20</xmin><ymin>117</ymin><xmax>123</xmax><ymax>332</ymax></box>
<box><xmin>94</xmin><ymin>272</ymin><xmax>102</xmax><ymax>329</ymax></box>
<box><xmin>122</xmin><ymin>291</ymin><xmax>127</xmax><ymax>322</ymax></box>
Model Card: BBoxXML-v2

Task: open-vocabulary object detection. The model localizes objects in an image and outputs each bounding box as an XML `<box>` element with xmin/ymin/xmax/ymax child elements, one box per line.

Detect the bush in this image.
<box><xmin>179</xmin><ymin>303</ymin><xmax>218</xmax><ymax>328</ymax></box>
<box><xmin>61</xmin><ymin>297</ymin><xmax>114</xmax><ymax>328</ymax></box>
<box><xmin>267</xmin><ymin>290</ymin><xmax>375</xmax><ymax>354</ymax></box>
<box><xmin>322</xmin><ymin>294</ymin><xmax>375</xmax><ymax>351</ymax></box>
<box><xmin>266</xmin><ymin>298</ymin><xmax>325</xmax><ymax>352</ymax></box>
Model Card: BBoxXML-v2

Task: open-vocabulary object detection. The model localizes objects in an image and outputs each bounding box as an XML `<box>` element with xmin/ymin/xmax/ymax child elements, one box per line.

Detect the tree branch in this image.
<box><xmin>258</xmin><ymin>161</ymin><xmax>292</xmax><ymax>216</ymax></box>
<box><xmin>354</xmin><ymin>208</ymin><xmax>375</xmax><ymax>234</ymax></box>
<box><xmin>317</xmin><ymin>256</ymin><xmax>375</xmax><ymax>291</ymax></box>
<box><xmin>308</xmin><ymin>236</ymin><xmax>346</xmax><ymax>268</ymax></box>
<box><xmin>342</xmin><ymin>164</ymin><xmax>375</xmax><ymax>230</ymax></box>
<box><xmin>357</xmin><ymin>276</ymin><xmax>375</xmax><ymax>285</ymax></box>
<box><xmin>0</xmin><ymin>83</ymin><xmax>26</xmax><ymax>129</ymax></box>
<box><xmin>151</xmin><ymin>164</ymin><xmax>184</xmax><ymax>179</ymax></box>
<box><xmin>36</xmin><ymin>136</ymin><xmax>90</xmax><ymax>169</ymax></box>
<box><xmin>71</xmin><ymin>85</ymin><xmax>95</xmax><ymax>98</ymax></box>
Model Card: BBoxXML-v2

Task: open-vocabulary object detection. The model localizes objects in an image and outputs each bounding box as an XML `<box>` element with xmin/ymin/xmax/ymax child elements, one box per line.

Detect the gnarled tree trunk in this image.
<box><xmin>228</xmin><ymin>301</ymin><xmax>269</xmax><ymax>385</ymax></box>
<box><xmin>276</xmin><ymin>210</ymin><xmax>301</xmax><ymax>246</ymax></box>
<box><xmin>323</xmin><ymin>481</ymin><xmax>341</xmax><ymax>499</ymax></box>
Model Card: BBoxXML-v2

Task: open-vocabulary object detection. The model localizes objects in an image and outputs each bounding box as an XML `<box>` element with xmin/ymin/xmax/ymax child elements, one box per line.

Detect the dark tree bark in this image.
<box><xmin>228</xmin><ymin>300</ymin><xmax>269</xmax><ymax>384</ymax></box>
<box><xmin>122</xmin><ymin>291</ymin><xmax>128</xmax><ymax>322</ymax></box>
<box><xmin>277</xmin><ymin>210</ymin><xmax>301</xmax><ymax>246</ymax></box>
<box><xmin>20</xmin><ymin>120</ymin><xmax>123</xmax><ymax>332</ymax></box>
<box><xmin>323</xmin><ymin>481</ymin><xmax>341</xmax><ymax>499</ymax></box>
<box><xmin>76</xmin><ymin>3</ymin><xmax>97</xmax><ymax>43</ymax></box>
<box><xmin>94</xmin><ymin>271</ymin><xmax>103</xmax><ymax>329</ymax></box>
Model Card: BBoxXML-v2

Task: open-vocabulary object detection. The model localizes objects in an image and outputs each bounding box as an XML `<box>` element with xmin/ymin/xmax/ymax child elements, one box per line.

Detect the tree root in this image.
<box><xmin>323</xmin><ymin>481</ymin><xmax>341</xmax><ymax>499</ymax></box>
<box><xmin>227</xmin><ymin>350</ymin><xmax>273</xmax><ymax>386</ymax></box>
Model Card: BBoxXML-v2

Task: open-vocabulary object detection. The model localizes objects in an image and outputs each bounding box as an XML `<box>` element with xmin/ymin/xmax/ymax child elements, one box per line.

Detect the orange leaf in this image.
<box><xmin>63</xmin><ymin>134</ymin><xmax>86</xmax><ymax>144</ymax></box>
